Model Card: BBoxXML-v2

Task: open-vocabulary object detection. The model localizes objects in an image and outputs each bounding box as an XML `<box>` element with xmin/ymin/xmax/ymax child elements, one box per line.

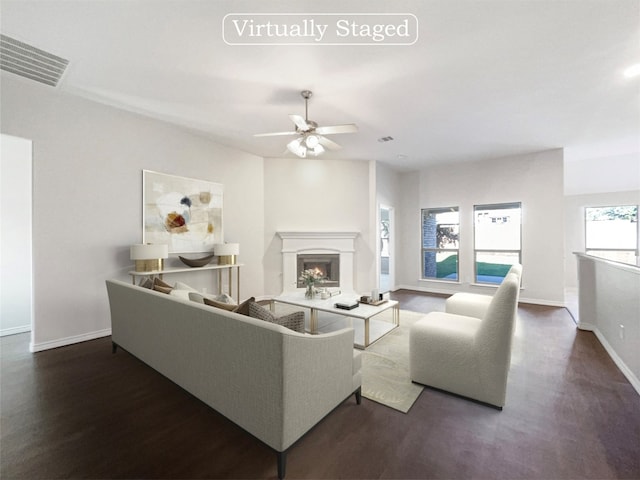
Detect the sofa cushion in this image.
<box><xmin>249</xmin><ymin>302</ymin><xmax>305</xmax><ymax>333</ymax></box>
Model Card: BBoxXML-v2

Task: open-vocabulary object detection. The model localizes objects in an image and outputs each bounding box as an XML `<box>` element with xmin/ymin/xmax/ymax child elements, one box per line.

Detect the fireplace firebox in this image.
<box><xmin>297</xmin><ymin>254</ymin><xmax>340</xmax><ymax>288</ymax></box>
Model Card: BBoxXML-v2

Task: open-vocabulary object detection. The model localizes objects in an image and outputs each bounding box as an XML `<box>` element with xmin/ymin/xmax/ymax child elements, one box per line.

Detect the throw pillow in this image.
<box><xmin>151</xmin><ymin>277</ymin><xmax>172</xmax><ymax>294</ymax></box>
<box><xmin>154</xmin><ymin>277</ymin><xmax>173</xmax><ymax>289</ymax></box>
<box><xmin>248</xmin><ymin>302</ymin><xmax>305</xmax><ymax>333</ymax></box>
<box><xmin>174</xmin><ymin>281</ymin><xmax>198</xmax><ymax>291</ymax></box>
<box><xmin>233</xmin><ymin>297</ymin><xmax>255</xmax><ymax>316</ymax></box>
<box><xmin>139</xmin><ymin>278</ymin><xmax>154</xmax><ymax>289</ymax></box>
<box><xmin>169</xmin><ymin>289</ymin><xmax>191</xmax><ymax>299</ymax></box>
<box><xmin>189</xmin><ymin>291</ymin><xmax>237</xmax><ymax>305</ymax></box>
<box><xmin>203</xmin><ymin>297</ymin><xmax>237</xmax><ymax>311</ymax></box>
<box><xmin>214</xmin><ymin>293</ymin><xmax>236</xmax><ymax>305</ymax></box>
<box><xmin>189</xmin><ymin>292</ymin><xmax>206</xmax><ymax>304</ymax></box>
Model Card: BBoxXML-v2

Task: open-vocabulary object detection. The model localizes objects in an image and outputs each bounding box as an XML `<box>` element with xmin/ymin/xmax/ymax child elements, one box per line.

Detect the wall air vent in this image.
<box><xmin>0</xmin><ymin>34</ymin><xmax>69</xmax><ymax>87</ymax></box>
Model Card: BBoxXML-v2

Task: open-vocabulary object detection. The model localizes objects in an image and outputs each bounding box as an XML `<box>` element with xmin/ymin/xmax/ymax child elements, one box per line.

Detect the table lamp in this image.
<box><xmin>215</xmin><ymin>243</ymin><xmax>239</xmax><ymax>265</ymax></box>
<box><xmin>130</xmin><ymin>244</ymin><xmax>169</xmax><ymax>272</ymax></box>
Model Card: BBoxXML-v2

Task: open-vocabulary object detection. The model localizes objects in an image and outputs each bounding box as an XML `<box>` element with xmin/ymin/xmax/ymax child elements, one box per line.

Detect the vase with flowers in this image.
<box><xmin>299</xmin><ymin>268</ymin><xmax>325</xmax><ymax>299</ymax></box>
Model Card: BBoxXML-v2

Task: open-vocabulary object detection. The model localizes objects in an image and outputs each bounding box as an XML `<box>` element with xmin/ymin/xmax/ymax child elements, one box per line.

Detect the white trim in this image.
<box><xmin>0</xmin><ymin>324</ymin><xmax>31</xmax><ymax>337</ymax></box>
<box><xmin>395</xmin><ymin>284</ymin><xmax>453</xmax><ymax>296</ymax></box>
<box><xmin>576</xmin><ymin>322</ymin><xmax>596</xmax><ymax>331</ymax></box>
<box><xmin>518</xmin><ymin>296</ymin><xmax>565</xmax><ymax>307</ymax></box>
<box><xmin>418</xmin><ymin>278</ymin><xmax>462</xmax><ymax>285</ymax></box>
<box><xmin>277</xmin><ymin>231</ymin><xmax>359</xmax><ymax>240</ymax></box>
<box><xmin>278</xmin><ymin>231</ymin><xmax>359</xmax><ymax>293</ymax></box>
<box><xmin>589</xmin><ymin>326</ymin><xmax>640</xmax><ymax>395</ymax></box>
<box><xmin>30</xmin><ymin>328</ymin><xmax>112</xmax><ymax>352</ymax></box>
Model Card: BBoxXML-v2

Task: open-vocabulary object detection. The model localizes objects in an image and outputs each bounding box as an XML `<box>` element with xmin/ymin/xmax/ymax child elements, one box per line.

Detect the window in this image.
<box><xmin>585</xmin><ymin>205</ymin><xmax>638</xmax><ymax>265</ymax></box>
<box><xmin>474</xmin><ymin>202</ymin><xmax>521</xmax><ymax>284</ymax></box>
<box><xmin>421</xmin><ymin>207</ymin><xmax>459</xmax><ymax>281</ymax></box>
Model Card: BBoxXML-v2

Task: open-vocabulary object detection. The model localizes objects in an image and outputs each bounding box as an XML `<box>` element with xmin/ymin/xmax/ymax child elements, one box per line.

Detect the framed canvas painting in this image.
<box><xmin>143</xmin><ymin>170</ymin><xmax>223</xmax><ymax>253</ymax></box>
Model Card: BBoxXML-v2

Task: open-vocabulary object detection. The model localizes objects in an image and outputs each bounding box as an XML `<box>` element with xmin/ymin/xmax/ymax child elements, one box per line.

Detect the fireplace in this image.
<box><xmin>278</xmin><ymin>231</ymin><xmax>359</xmax><ymax>292</ymax></box>
<box><xmin>297</xmin><ymin>254</ymin><xmax>340</xmax><ymax>287</ymax></box>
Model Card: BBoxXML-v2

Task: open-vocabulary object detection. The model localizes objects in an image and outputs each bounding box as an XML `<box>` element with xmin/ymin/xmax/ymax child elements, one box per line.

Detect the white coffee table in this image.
<box><xmin>271</xmin><ymin>292</ymin><xmax>399</xmax><ymax>348</ymax></box>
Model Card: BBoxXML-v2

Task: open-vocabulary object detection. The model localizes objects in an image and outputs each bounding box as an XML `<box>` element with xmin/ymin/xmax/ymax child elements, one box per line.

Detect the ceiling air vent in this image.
<box><xmin>0</xmin><ymin>34</ymin><xmax>69</xmax><ymax>87</ymax></box>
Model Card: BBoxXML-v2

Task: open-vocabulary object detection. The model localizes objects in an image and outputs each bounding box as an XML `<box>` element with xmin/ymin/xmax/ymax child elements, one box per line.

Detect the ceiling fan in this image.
<box><xmin>254</xmin><ymin>90</ymin><xmax>358</xmax><ymax>157</ymax></box>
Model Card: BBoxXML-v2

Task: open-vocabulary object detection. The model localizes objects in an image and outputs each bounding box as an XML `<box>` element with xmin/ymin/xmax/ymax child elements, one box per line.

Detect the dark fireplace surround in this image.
<box><xmin>296</xmin><ymin>253</ymin><xmax>340</xmax><ymax>288</ymax></box>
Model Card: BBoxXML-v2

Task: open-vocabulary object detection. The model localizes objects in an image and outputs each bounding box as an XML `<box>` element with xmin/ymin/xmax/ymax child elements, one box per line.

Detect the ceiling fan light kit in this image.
<box><xmin>287</xmin><ymin>135</ymin><xmax>325</xmax><ymax>157</ymax></box>
<box><xmin>256</xmin><ymin>90</ymin><xmax>358</xmax><ymax>158</ymax></box>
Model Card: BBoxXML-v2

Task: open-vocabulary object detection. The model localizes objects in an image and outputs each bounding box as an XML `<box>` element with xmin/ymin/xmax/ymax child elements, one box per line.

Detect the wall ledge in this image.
<box><xmin>573</xmin><ymin>251</ymin><xmax>639</xmax><ymax>274</ymax></box>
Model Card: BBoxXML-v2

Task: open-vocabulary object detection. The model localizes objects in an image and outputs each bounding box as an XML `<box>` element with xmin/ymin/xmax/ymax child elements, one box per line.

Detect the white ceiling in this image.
<box><xmin>1</xmin><ymin>0</ymin><xmax>639</xmax><ymax>171</ymax></box>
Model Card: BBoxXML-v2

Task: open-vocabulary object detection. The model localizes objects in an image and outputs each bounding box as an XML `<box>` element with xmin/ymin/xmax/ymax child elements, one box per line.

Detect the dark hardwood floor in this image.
<box><xmin>1</xmin><ymin>290</ymin><xmax>639</xmax><ymax>479</ymax></box>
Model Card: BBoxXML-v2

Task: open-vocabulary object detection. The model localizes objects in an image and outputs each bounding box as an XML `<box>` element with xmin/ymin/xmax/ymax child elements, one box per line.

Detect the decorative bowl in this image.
<box><xmin>178</xmin><ymin>254</ymin><xmax>215</xmax><ymax>268</ymax></box>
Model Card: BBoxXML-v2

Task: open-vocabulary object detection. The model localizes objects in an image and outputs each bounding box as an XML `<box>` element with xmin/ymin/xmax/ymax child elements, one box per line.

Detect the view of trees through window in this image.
<box><xmin>474</xmin><ymin>202</ymin><xmax>521</xmax><ymax>284</ymax></box>
<box><xmin>585</xmin><ymin>205</ymin><xmax>638</xmax><ymax>265</ymax></box>
<box><xmin>421</xmin><ymin>207</ymin><xmax>459</xmax><ymax>281</ymax></box>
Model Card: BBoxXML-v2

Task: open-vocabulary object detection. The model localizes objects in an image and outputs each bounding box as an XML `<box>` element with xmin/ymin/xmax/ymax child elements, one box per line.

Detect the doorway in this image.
<box><xmin>379</xmin><ymin>205</ymin><xmax>393</xmax><ymax>293</ymax></box>
<box><xmin>0</xmin><ymin>134</ymin><xmax>33</xmax><ymax>339</ymax></box>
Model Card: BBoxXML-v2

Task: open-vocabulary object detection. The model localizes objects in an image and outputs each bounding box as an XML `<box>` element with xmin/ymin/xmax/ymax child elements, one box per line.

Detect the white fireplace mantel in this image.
<box><xmin>278</xmin><ymin>231</ymin><xmax>359</xmax><ymax>292</ymax></box>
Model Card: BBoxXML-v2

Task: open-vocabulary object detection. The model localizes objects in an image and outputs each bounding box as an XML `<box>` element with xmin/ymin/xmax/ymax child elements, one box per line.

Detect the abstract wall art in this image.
<box><xmin>143</xmin><ymin>170</ymin><xmax>223</xmax><ymax>253</ymax></box>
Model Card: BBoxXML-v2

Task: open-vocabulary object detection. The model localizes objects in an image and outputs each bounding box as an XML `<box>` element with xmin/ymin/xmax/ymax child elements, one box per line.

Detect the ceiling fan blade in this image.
<box><xmin>289</xmin><ymin>114</ymin><xmax>310</xmax><ymax>131</ymax></box>
<box><xmin>318</xmin><ymin>135</ymin><xmax>342</xmax><ymax>150</ymax></box>
<box><xmin>315</xmin><ymin>124</ymin><xmax>358</xmax><ymax>135</ymax></box>
<box><xmin>254</xmin><ymin>131</ymin><xmax>298</xmax><ymax>137</ymax></box>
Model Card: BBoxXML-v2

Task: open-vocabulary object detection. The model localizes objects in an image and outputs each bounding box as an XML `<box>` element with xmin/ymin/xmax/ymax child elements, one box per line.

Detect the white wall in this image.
<box><xmin>397</xmin><ymin>149</ymin><xmax>565</xmax><ymax>306</ymax></box>
<box><xmin>1</xmin><ymin>134</ymin><xmax>33</xmax><ymax>336</ymax></box>
<box><xmin>564</xmin><ymin>153</ymin><xmax>640</xmax><ymax>196</ymax></box>
<box><xmin>1</xmin><ymin>73</ymin><xmax>265</xmax><ymax>351</ymax></box>
<box><xmin>576</xmin><ymin>253</ymin><xmax>640</xmax><ymax>393</ymax></box>
<box><xmin>262</xmin><ymin>157</ymin><xmax>375</xmax><ymax>296</ymax></box>
<box><xmin>396</xmin><ymin>171</ymin><xmax>421</xmax><ymax>288</ymax></box>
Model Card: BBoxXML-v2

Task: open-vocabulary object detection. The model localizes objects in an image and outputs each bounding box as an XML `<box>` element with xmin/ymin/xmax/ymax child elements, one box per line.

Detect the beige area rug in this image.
<box><xmin>361</xmin><ymin>310</ymin><xmax>426</xmax><ymax>413</ymax></box>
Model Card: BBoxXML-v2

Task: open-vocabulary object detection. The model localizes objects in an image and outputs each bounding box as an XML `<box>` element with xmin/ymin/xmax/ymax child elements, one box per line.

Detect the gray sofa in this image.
<box><xmin>106</xmin><ymin>279</ymin><xmax>362</xmax><ymax>479</ymax></box>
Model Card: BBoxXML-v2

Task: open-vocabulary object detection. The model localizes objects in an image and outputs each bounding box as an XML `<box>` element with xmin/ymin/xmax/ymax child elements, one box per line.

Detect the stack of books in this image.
<box><xmin>334</xmin><ymin>300</ymin><xmax>359</xmax><ymax>310</ymax></box>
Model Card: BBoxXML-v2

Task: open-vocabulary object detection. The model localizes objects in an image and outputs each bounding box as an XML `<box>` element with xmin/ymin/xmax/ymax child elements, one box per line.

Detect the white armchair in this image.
<box><xmin>445</xmin><ymin>263</ymin><xmax>522</xmax><ymax>318</ymax></box>
<box><xmin>409</xmin><ymin>272</ymin><xmax>520</xmax><ymax>409</ymax></box>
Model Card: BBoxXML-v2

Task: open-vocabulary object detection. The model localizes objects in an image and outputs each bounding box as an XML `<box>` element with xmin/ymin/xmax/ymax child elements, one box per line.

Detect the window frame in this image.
<box><xmin>473</xmin><ymin>202</ymin><xmax>522</xmax><ymax>285</ymax></box>
<box><xmin>421</xmin><ymin>206</ymin><xmax>460</xmax><ymax>282</ymax></box>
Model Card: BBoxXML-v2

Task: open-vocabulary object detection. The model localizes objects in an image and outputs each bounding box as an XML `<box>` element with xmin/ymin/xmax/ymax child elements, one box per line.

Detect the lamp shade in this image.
<box><xmin>130</xmin><ymin>244</ymin><xmax>169</xmax><ymax>260</ymax></box>
<box><xmin>214</xmin><ymin>243</ymin><xmax>239</xmax><ymax>256</ymax></box>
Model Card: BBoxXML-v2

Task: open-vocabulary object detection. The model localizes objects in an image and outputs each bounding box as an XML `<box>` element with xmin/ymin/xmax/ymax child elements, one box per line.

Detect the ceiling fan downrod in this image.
<box><xmin>301</xmin><ymin>90</ymin><xmax>312</xmax><ymax>122</ymax></box>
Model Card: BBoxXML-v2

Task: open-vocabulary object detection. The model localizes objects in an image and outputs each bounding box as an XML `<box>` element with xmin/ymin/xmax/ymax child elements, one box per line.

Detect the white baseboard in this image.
<box><xmin>589</xmin><ymin>327</ymin><xmax>640</xmax><ymax>396</ymax></box>
<box><xmin>518</xmin><ymin>297</ymin><xmax>565</xmax><ymax>307</ymax></box>
<box><xmin>30</xmin><ymin>328</ymin><xmax>112</xmax><ymax>353</ymax></box>
<box><xmin>569</xmin><ymin>323</ymin><xmax>638</xmax><ymax>395</ymax></box>
<box><xmin>0</xmin><ymin>325</ymin><xmax>31</xmax><ymax>337</ymax></box>
<box><xmin>394</xmin><ymin>283</ymin><xmax>452</xmax><ymax>296</ymax></box>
